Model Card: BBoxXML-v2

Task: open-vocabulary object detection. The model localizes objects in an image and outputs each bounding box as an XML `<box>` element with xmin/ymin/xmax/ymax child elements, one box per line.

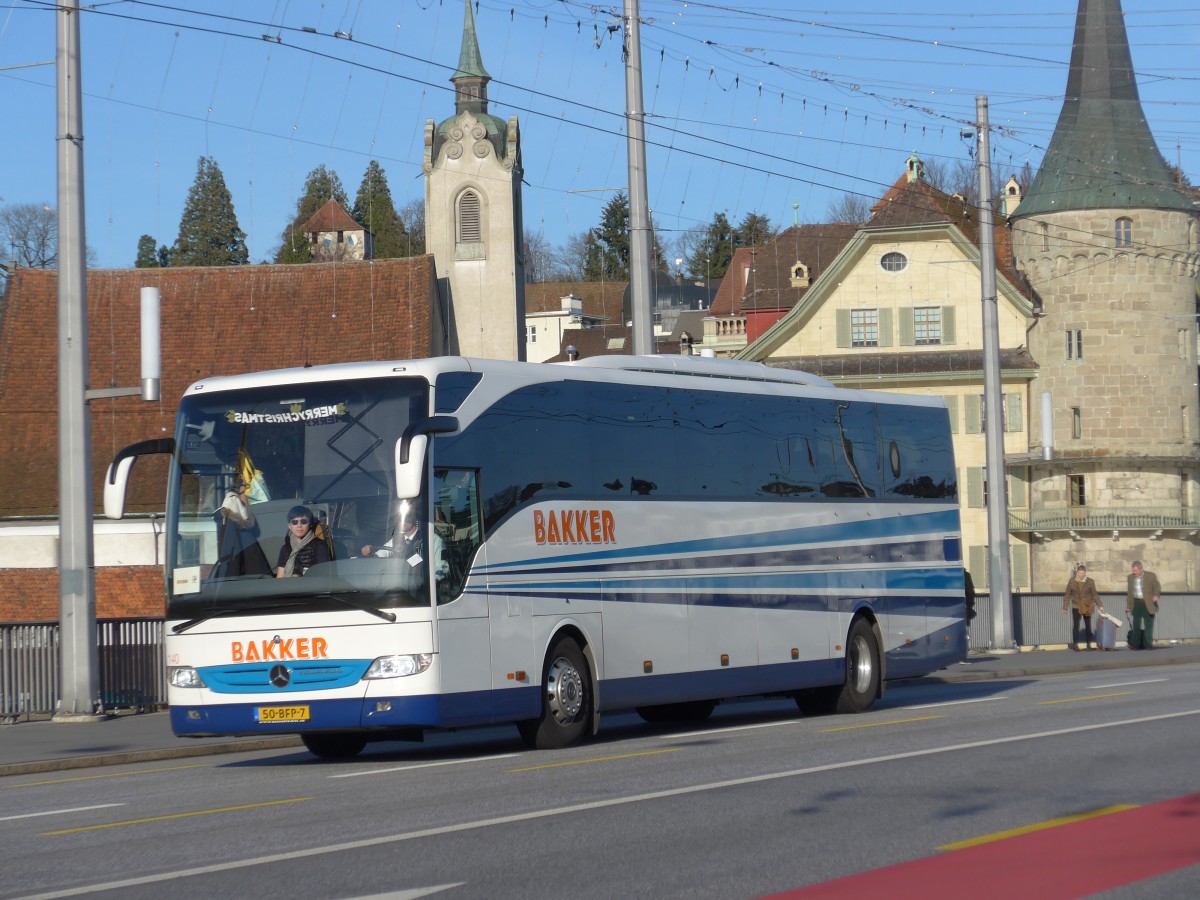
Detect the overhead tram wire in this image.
<box><xmin>24</xmin><ymin>0</ymin><xmax>1195</xmax><ymax>262</ymax></box>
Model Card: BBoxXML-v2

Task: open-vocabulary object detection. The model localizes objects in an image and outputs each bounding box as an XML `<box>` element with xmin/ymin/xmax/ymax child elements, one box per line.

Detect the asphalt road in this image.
<box><xmin>3</xmin><ymin>659</ymin><xmax>1198</xmax><ymax>900</ymax></box>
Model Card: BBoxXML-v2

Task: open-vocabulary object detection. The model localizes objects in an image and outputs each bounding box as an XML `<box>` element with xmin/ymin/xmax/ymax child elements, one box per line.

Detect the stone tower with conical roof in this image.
<box><xmin>1010</xmin><ymin>0</ymin><xmax>1200</xmax><ymax>591</ymax></box>
<box><xmin>423</xmin><ymin>0</ymin><xmax>526</xmax><ymax>361</ymax></box>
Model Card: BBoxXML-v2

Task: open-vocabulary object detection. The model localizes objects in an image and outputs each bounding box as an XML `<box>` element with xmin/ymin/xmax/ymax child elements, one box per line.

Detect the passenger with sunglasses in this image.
<box><xmin>275</xmin><ymin>505</ymin><xmax>330</xmax><ymax>578</ymax></box>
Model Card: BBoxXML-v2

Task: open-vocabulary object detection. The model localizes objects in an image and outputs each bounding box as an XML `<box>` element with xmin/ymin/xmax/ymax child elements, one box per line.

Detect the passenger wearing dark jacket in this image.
<box><xmin>275</xmin><ymin>505</ymin><xmax>330</xmax><ymax>577</ymax></box>
<box><xmin>1126</xmin><ymin>560</ymin><xmax>1162</xmax><ymax>650</ymax></box>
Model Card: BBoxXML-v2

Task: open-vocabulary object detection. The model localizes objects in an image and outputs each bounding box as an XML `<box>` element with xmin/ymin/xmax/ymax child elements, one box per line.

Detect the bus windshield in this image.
<box><xmin>166</xmin><ymin>377</ymin><xmax>430</xmax><ymax>620</ymax></box>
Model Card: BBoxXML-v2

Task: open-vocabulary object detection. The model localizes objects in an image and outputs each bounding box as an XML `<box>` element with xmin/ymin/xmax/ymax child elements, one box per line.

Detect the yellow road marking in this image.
<box><xmin>1039</xmin><ymin>691</ymin><xmax>1135</xmax><ymax>706</ymax></box>
<box><xmin>509</xmin><ymin>748</ymin><xmax>682</xmax><ymax>772</ymax></box>
<box><xmin>41</xmin><ymin>797</ymin><xmax>312</xmax><ymax>835</ymax></box>
<box><xmin>13</xmin><ymin>764</ymin><xmax>208</xmax><ymax>787</ymax></box>
<box><xmin>818</xmin><ymin>715</ymin><xmax>944</xmax><ymax>733</ymax></box>
<box><xmin>938</xmin><ymin>805</ymin><xmax>1138</xmax><ymax>851</ymax></box>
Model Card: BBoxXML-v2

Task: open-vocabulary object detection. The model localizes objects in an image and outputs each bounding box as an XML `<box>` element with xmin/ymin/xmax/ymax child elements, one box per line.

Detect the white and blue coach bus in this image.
<box><xmin>105</xmin><ymin>355</ymin><xmax>966</xmax><ymax>758</ymax></box>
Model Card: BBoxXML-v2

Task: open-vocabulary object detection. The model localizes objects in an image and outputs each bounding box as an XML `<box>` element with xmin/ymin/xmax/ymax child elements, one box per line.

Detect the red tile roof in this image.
<box><xmin>0</xmin><ymin>259</ymin><xmax>439</xmax><ymax>517</ymax></box>
<box><xmin>302</xmin><ymin>199</ymin><xmax>363</xmax><ymax>233</ymax></box>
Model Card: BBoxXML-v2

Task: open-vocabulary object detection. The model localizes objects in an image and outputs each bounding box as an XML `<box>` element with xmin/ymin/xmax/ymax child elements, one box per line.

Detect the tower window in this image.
<box><xmin>1115</xmin><ymin>217</ymin><xmax>1133</xmax><ymax>247</ymax></box>
<box><xmin>1072</xmin><ymin>407</ymin><xmax>1082</xmax><ymax>439</ymax></box>
<box><xmin>457</xmin><ymin>191</ymin><xmax>482</xmax><ymax>243</ymax></box>
<box><xmin>1066</xmin><ymin>329</ymin><xmax>1083</xmax><ymax>360</ymax></box>
<box><xmin>1040</xmin><ymin>222</ymin><xmax>1049</xmax><ymax>252</ymax></box>
<box><xmin>1069</xmin><ymin>474</ymin><xmax>1086</xmax><ymax>508</ymax></box>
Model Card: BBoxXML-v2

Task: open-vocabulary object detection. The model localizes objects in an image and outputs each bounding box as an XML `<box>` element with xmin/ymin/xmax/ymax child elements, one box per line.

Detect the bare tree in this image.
<box><xmin>1</xmin><ymin>202</ymin><xmax>58</xmax><ymax>268</ymax></box>
<box><xmin>523</xmin><ymin>230</ymin><xmax>556</xmax><ymax>283</ymax></box>
<box><xmin>826</xmin><ymin>192</ymin><xmax>874</xmax><ymax>224</ymax></box>
<box><xmin>397</xmin><ymin>199</ymin><xmax>426</xmax><ymax>257</ymax></box>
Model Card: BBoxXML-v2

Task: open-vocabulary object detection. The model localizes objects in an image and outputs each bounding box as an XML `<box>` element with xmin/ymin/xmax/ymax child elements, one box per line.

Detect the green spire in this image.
<box><xmin>453</xmin><ymin>0</ymin><xmax>490</xmax><ymax>81</ymax></box>
<box><xmin>1014</xmin><ymin>0</ymin><xmax>1190</xmax><ymax>218</ymax></box>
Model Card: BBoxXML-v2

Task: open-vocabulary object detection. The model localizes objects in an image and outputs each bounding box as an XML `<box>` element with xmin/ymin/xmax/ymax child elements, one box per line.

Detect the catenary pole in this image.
<box><xmin>55</xmin><ymin>0</ymin><xmax>101</xmax><ymax>720</ymax></box>
<box><xmin>624</xmin><ymin>0</ymin><xmax>654</xmax><ymax>356</ymax></box>
<box><xmin>976</xmin><ymin>97</ymin><xmax>1015</xmax><ymax>650</ymax></box>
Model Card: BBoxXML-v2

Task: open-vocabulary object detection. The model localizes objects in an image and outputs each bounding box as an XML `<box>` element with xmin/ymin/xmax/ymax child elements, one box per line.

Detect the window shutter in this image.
<box><xmin>969</xmin><ymin>545</ymin><xmax>989</xmax><ymax>591</ymax></box>
<box><xmin>944</xmin><ymin>395</ymin><xmax>959</xmax><ymax>434</ymax></box>
<box><xmin>1010</xmin><ymin>543</ymin><xmax>1030</xmax><ymax>590</ymax></box>
<box><xmin>836</xmin><ymin>310</ymin><xmax>851</xmax><ymax>348</ymax></box>
<box><xmin>967</xmin><ymin>467</ymin><xmax>984</xmax><ymax>508</ymax></box>
<box><xmin>458</xmin><ymin>191</ymin><xmax>481</xmax><ymax>243</ymax></box>
<box><xmin>965</xmin><ymin>395</ymin><xmax>982</xmax><ymax>434</ymax></box>
<box><xmin>941</xmin><ymin>306</ymin><xmax>956</xmax><ymax>345</ymax></box>
<box><xmin>1005</xmin><ymin>393</ymin><xmax>1023</xmax><ymax>433</ymax></box>
<box><xmin>899</xmin><ymin>309</ymin><xmax>914</xmax><ymax>346</ymax></box>
<box><xmin>1008</xmin><ymin>467</ymin><xmax>1028</xmax><ymax>508</ymax></box>
<box><xmin>878</xmin><ymin>308</ymin><xmax>894</xmax><ymax>347</ymax></box>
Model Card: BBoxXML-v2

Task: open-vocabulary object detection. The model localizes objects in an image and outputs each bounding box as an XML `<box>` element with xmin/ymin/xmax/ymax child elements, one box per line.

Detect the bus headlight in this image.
<box><xmin>364</xmin><ymin>654</ymin><xmax>432</xmax><ymax>679</ymax></box>
<box><xmin>168</xmin><ymin>667</ymin><xmax>207</xmax><ymax>689</ymax></box>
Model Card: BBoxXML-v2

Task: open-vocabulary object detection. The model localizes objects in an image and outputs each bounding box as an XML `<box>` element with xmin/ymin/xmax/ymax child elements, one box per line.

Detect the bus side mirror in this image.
<box><xmin>104</xmin><ymin>456</ymin><xmax>136</xmax><ymax>520</ymax></box>
<box><xmin>395</xmin><ymin>416</ymin><xmax>459</xmax><ymax>501</ymax></box>
<box><xmin>395</xmin><ymin>434</ymin><xmax>427</xmax><ymax>501</ymax></box>
<box><xmin>103</xmin><ymin>438</ymin><xmax>176</xmax><ymax>520</ymax></box>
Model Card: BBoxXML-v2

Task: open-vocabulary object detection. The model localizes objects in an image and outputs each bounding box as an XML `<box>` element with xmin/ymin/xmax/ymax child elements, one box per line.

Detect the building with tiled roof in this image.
<box><xmin>1009</xmin><ymin>0</ymin><xmax>1200</xmax><ymax>592</ymax></box>
<box><xmin>740</xmin><ymin>152</ymin><xmax>1040</xmax><ymax>591</ymax></box>
<box><xmin>302</xmin><ymin>198</ymin><xmax>373</xmax><ymax>261</ymax></box>
<box><xmin>0</xmin><ymin>259</ymin><xmax>440</xmax><ymax>619</ymax></box>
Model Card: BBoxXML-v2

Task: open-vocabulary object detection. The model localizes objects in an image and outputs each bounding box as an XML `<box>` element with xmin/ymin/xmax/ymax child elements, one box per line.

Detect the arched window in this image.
<box><xmin>1114</xmin><ymin>216</ymin><xmax>1133</xmax><ymax>248</ymax></box>
<box><xmin>457</xmin><ymin>191</ymin><xmax>482</xmax><ymax>244</ymax></box>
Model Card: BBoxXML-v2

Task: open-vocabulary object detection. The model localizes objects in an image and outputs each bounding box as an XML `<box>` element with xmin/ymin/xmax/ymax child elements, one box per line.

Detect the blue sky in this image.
<box><xmin>2</xmin><ymin>1</ymin><xmax>1197</xmax><ymax>270</ymax></box>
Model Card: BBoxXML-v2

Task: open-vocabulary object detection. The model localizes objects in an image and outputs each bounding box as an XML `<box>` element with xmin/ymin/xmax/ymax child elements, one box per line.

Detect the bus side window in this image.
<box><xmin>434</xmin><ymin>468</ymin><xmax>483</xmax><ymax>603</ymax></box>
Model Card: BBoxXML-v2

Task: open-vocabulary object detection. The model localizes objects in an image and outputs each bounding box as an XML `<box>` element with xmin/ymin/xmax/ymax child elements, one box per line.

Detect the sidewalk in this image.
<box><xmin>4</xmin><ymin>642</ymin><xmax>1199</xmax><ymax>778</ymax></box>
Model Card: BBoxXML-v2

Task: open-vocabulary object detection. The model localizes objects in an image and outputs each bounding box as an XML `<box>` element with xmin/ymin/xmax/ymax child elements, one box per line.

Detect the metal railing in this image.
<box><xmin>968</xmin><ymin>592</ymin><xmax>1200</xmax><ymax>652</ymax></box>
<box><xmin>1</xmin><ymin>618</ymin><xmax>167</xmax><ymax>720</ymax></box>
<box><xmin>1008</xmin><ymin>506</ymin><xmax>1200</xmax><ymax>532</ymax></box>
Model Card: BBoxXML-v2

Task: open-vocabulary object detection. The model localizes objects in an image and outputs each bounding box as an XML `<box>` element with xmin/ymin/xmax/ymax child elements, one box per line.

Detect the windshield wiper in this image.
<box><xmin>312</xmin><ymin>591</ymin><xmax>398</xmax><ymax>623</ymax></box>
<box><xmin>172</xmin><ymin>601</ymin><xmax>307</xmax><ymax>634</ymax></box>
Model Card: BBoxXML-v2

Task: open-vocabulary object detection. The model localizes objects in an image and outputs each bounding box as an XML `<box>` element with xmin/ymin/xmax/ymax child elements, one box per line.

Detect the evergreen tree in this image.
<box><xmin>735</xmin><ymin>212</ymin><xmax>774</xmax><ymax>247</ymax></box>
<box><xmin>275</xmin><ymin>165</ymin><xmax>349</xmax><ymax>264</ymax></box>
<box><xmin>135</xmin><ymin>234</ymin><xmax>160</xmax><ymax>268</ymax></box>
<box><xmin>352</xmin><ymin>160</ymin><xmax>407</xmax><ymax>259</ymax></box>
<box><xmin>682</xmin><ymin>211</ymin><xmax>735</xmax><ymax>282</ymax></box>
<box><xmin>583</xmin><ymin>193</ymin><xmax>630</xmax><ymax>281</ymax></box>
<box><xmin>171</xmin><ymin>156</ymin><xmax>248</xmax><ymax>267</ymax></box>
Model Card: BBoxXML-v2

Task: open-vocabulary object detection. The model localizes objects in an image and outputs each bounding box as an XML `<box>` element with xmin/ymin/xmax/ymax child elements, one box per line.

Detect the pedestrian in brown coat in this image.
<box><xmin>1063</xmin><ymin>564</ymin><xmax>1101</xmax><ymax>651</ymax></box>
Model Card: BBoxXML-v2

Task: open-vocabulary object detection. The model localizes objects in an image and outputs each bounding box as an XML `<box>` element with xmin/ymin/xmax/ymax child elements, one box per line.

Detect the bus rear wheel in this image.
<box><xmin>301</xmin><ymin>733</ymin><xmax>367</xmax><ymax>760</ymax></box>
<box><xmin>795</xmin><ymin>618</ymin><xmax>880</xmax><ymax>716</ymax></box>
<box><xmin>517</xmin><ymin>636</ymin><xmax>592</xmax><ymax>750</ymax></box>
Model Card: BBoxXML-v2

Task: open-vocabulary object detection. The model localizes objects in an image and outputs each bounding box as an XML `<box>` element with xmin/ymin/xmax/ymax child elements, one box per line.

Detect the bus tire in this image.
<box><xmin>635</xmin><ymin>699</ymin><xmax>717</xmax><ymax>724</ymax></box>
<box><xmin>795</xmin><ymin>618</ymin><xmax>880</xmax><ymax>716</ymax></box>
<box><xmin>301</xmin><ymin>733</ymin><xmax>367</xmax><ymax>760</ymax></box>
<box><xmin>517</xmin><ymin>636</ymin><xmax>591</xmax><ymax>750</ymax></box>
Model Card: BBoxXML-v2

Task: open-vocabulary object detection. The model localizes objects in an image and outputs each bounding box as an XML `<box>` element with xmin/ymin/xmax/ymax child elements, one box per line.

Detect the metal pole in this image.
<box><xmin>976</xmin><ymin>97</ymin><xmax>1015</xmax><ymax>650</ymax></box>
<box><xmin>623</xmin><ymin>0</ymin><xmax>654</xmax><ymax>356</ymax></box>
<box><xmin>55</xmin><ymin>0</ymin><xmax>101</xmax><ymax>720</ymax></box>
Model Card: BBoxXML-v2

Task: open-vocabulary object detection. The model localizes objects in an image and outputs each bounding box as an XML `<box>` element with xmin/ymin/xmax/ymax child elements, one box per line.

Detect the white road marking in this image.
<box><xmin>901</xmin><ymin>696</ymin><xmax>1008</xmax><ymax>710</ymax></box>
<box><xmin>1090</xmin><ymin>678</ymin><xmax>1167</xmax><ymax>689</ymax></box>
<box><xmin>327</xmin><ymin>753</ymin><xmax>520</xmax><ymax>778</ymax></box>
<box><xmin>21</xmin><ymin>709</ymin><xmax>1200</xmax><ymax>900</ymax></box>
<box><xmin>337</xmin><ymin>887</ymin><xmax>464</xmax><ymax>900</ymax></box>
<box><xmin>0</xmin><ymin>804</ymin><xmax>124</xmax><ymax>823</ymax></box>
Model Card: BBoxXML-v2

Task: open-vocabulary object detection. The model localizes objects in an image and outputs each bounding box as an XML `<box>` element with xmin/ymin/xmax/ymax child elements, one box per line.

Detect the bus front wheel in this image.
<box><xmin>301</xmin><ymin>733</ymin><xmax>367</xmax><ymax>760</ymax></box>
<box><xmin>517</xmin><ymin>636</ymin><xmax>592</xmax><ymax>750</ymax></box>
<box><xmin>795</xmin><ymin>618</ymin><xmax>880</xmax><ymax>716</ymax></box>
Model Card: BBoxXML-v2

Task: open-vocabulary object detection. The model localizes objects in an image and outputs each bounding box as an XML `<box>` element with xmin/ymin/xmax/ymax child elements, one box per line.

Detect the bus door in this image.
<box><xmin>430</xmin><ymin>469</ymin><xmax>492</xmax><ymax>718</ymax></box>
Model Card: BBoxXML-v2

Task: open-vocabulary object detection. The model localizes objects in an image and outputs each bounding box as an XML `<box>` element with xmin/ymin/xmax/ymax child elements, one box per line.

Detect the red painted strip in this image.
<box><xmin>764</xmin><ymin>793</ymin><xmax>1200</xmax><ymax>900</ymax></box>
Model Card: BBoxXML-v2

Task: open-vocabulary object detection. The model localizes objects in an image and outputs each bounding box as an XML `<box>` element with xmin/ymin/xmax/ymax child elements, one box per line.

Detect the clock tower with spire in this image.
<box><xmin>423</xmin><ymin>0</ymin><xmax>527</xmax><ymax>361</ymax></box>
